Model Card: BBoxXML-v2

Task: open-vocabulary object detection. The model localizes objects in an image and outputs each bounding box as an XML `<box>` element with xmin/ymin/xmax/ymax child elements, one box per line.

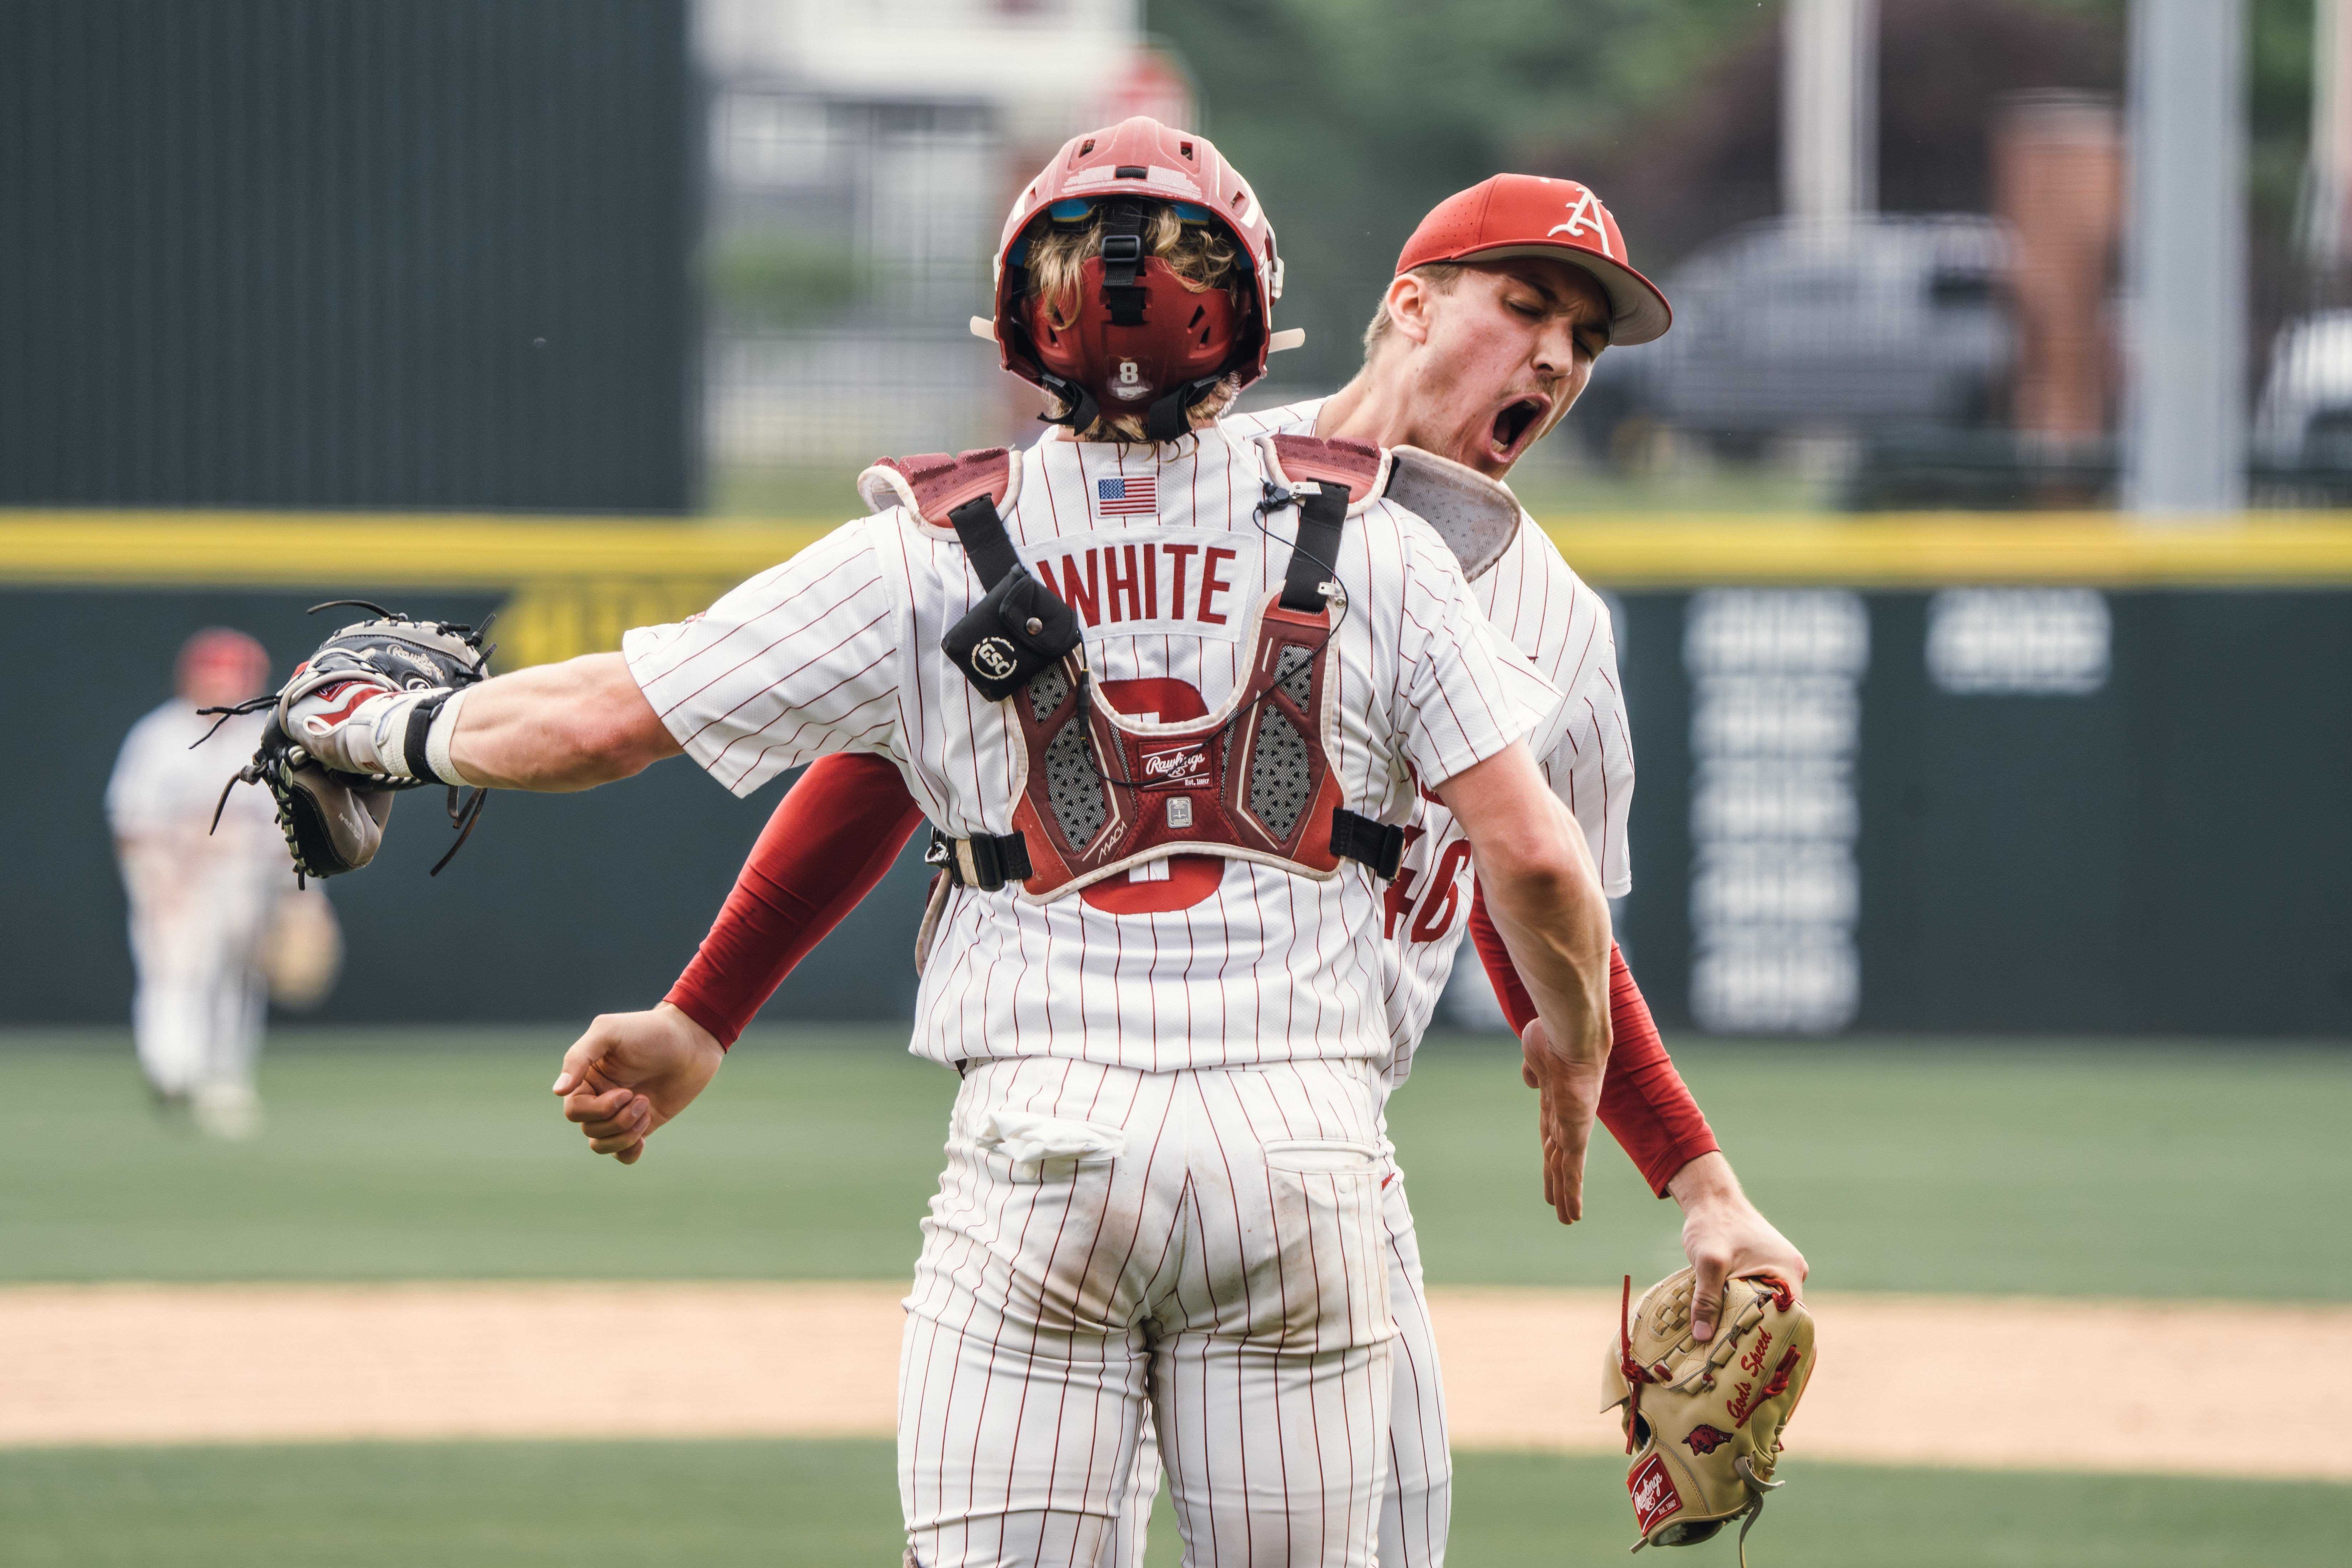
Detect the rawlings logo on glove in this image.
<box><xmin>200</xmin><ymin>601</ymin><xmax>495</xmax><ymax>882</ymax></box>
<box><xmin>1602</xmin><ymin>1267</ymin><xmax>1816</xmax><ymax>1568</ymax></box>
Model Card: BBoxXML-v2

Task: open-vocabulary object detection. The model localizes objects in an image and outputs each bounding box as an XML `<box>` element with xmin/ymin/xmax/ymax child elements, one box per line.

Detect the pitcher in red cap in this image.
<box><xmin>1312</xmin><ymin>173</ymin><xmax>1671</xmax><ymax>475</ymax></box>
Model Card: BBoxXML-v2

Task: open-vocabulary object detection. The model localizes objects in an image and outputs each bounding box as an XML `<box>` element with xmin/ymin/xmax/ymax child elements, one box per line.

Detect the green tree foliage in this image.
<box><xmin>1146</xmin><ymin>0</ymin><xmax>1776</xmax><ymax>388</ymax></box>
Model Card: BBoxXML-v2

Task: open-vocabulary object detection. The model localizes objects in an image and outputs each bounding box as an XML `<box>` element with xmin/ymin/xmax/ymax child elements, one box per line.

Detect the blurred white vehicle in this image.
<box><xmin>2254</xmin><ymin>311</ymin><xmax>2352</xmax><ymax>464</ymax></box>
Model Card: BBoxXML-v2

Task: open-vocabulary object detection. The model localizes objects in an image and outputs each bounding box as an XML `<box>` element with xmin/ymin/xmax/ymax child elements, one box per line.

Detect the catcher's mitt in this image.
<box><xmin>1602</xmin><ymin>1267</ymin><xmax>1815</xmax><ymax>1567</ymax></box>
<box><xmin>203</xmin><ymin>601</ymin><xmax>495</xmax><ymax>882</ymax></box>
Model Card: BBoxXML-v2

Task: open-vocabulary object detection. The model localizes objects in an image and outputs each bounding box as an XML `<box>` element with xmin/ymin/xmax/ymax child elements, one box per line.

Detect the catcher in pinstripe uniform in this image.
<box><xmin>559</xmin><ymin>173</ymin><xmax>1808</xmax><ymax>1565</ymax></box>
<box><xmin>275</xmin><ymin>119</ymin><xmax>1625</xmax><ymax>1568</ymax></box>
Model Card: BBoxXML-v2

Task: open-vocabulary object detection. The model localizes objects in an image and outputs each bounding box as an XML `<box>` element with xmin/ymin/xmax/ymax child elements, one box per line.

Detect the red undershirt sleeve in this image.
<box><xmin>664</xmin><ymin>752</ymin><xmax>926</xmax><ymax>1049</ymax></box>
<box><xmin>1466</xmin><ymin>886</ymin><xmax>1720</xmax><ymax>1197</ymax></box>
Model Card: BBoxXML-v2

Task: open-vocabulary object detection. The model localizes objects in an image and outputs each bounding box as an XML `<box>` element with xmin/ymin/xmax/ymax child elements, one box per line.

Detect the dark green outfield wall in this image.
<box><xmin>7</xmin><ymin>584</ymin><xmax>2348</xmax><ymax>1035</ymax></box>
<box><xmin>1610</xmin><ymin>589</ymin><xmax>2352</xmax><ymax>1036</ymax></box>
<box><xmin>0</xmin><ymin>0</ymin><xmax>695</xmax><ymax>512</ymax></box>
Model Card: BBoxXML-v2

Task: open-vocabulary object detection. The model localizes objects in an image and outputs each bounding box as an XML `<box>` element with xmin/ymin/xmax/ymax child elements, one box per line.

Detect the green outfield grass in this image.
<box><xmin>1</xmin><ymin>1439</ymin><xmax>2339</xmax><ymax>1568</ymax></box>
<box><xmin>3</xmin><ymin>1028</ymin><xmax>2347</xmax><ymax>1298</ymax></box>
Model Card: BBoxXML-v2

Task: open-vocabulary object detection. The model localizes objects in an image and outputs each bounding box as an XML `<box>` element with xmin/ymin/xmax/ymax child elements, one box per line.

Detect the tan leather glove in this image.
<box><xmin>1601</xmin><ymin>1266</ymin><xmax>1816</xmax><ymax>1567</ymax></box>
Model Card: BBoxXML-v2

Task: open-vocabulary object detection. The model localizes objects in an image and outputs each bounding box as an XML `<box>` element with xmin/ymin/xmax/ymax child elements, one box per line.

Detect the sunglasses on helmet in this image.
<box><xmin>1046</xmin><ymin>198</ymin><xmax>1217</xmax><ymax>226</ymax></box>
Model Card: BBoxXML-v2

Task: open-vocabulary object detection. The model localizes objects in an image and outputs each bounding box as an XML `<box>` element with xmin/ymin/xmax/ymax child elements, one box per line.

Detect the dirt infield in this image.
<box><xmin>5</xmin><ymin>1282</ymin><xmax>2340</xmax><ymax>1480</ymax></box>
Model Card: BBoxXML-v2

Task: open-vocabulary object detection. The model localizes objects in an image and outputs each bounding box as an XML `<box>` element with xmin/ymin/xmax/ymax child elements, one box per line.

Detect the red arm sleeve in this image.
<box><xmin>1466</xmin><ymin>887</ymin><xmax>1720</xmax><ymax>1197</ymax></box>
<box><xmin>663</xmin><ymin>752</ymin><xmax>926</xmax><ymax>1049</ymax></box>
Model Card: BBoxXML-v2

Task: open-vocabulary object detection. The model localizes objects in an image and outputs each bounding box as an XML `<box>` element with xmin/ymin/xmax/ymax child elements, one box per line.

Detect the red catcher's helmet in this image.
<box><xmin>990</xmin><ymin>117</ymin><xmax>1282</xmax><ymax>441</ymax></box>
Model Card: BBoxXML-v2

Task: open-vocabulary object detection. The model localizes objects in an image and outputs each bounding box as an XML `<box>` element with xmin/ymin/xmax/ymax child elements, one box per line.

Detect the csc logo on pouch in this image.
<box><xmin>972</xmin><ymin>637</ymin><xmax>1019</xmax><ymax>681</ymax></box>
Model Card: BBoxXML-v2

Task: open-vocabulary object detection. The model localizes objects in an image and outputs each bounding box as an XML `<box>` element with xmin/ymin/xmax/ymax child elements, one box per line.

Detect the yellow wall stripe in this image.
<box><xmin>9</xmin><ymin>508</ymin><xmax>2352</xmax><ymax>589</ymax></box>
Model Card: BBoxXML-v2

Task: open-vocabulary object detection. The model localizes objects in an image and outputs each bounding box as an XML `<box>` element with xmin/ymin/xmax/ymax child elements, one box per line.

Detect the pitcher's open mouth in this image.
<box><xmin>1488</xmin><ymin>396</ymin><xmax>1548</xmax><ymax>462</ymax></box>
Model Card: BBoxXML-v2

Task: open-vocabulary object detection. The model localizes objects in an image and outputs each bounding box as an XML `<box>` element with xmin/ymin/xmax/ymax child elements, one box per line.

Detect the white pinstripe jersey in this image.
<box><xmin>1223</xmin><ymin>398</ymin><xmax>1637</xmax><ymax>1080</ymax></box>
<box><xmin>625</xmin><ymin>424</ymin><xmax>1553</xmax><ymax>1073</ymax></box>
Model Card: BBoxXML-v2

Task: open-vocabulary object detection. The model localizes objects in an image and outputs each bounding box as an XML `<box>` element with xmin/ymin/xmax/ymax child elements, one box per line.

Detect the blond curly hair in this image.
<box><xmin>1024</xmin><ymin>203</ymin><xmax>1251</xmax><ymax>442</ymax></box>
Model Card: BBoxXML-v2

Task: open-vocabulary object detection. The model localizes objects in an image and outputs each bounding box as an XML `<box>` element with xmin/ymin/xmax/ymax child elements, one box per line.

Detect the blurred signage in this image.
<box><xmin>493</xmin><ymin>579</ymin><xmax>737</xmax><ymax>671</ymax></box>
<box><xmin>1684</xmin><ymin>590</ymin><xmax>1868</xmax><ymax>1035</ymax></box>
<box><xmin>1925</xmin><ymin>588</ymin><xmax>2111</xmax><ymax>696</ymax></box>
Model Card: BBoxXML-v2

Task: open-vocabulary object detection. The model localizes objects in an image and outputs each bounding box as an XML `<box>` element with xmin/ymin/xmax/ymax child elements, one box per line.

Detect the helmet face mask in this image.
<box><xmin>991</xmin><ymin>117</ymin><xmax>1280</xmax><ymax>442</ymax></box>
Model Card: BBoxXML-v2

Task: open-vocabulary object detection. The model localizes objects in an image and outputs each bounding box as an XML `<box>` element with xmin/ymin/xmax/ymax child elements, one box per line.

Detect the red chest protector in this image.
<box><xmin>862</xmin><ymin>436</ymin><xmax>1409</xmax><ymax>905</ymax></box>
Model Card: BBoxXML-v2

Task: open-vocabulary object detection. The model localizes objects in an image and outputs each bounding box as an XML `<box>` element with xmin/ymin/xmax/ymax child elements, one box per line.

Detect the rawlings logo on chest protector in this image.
<box><xmin>1006</xmin><ymin>593</ymin><xmax>1349</xmax><ymax>900</ymax></box>
<box><xmin>1138</xmin><ymin>740</ymin><xmax>1211</xmax><ymax>787</ymax></box>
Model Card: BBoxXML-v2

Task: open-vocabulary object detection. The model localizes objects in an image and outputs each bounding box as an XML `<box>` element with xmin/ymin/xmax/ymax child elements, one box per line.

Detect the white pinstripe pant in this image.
<box><xmin>900</xmin><ymin>1057</ymin><xmax>1397</xmax><ymax>1568</ymax></box>
<box><xmin>1095</xmin><ymin>1163</ymin><xmax>1452</xmax><ymax>1568</ymax></box>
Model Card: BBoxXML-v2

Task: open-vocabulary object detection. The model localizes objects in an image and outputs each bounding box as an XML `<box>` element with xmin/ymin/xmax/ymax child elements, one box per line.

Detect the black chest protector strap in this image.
<box><xmin>1278</xmin><ymin>480</ymin><xmax>1350</xmax><ymax>612</ymax></box>
<box><xmin>934</xmin><ymin>490</ymin><xmax>1078</xmax><ymax>890</ymax></box>
<box><xmin>1329</xmin><ymin>809</ymin><xmax>1407</xmax><ymax>880</ymax></box>
<box><xmin>940</xmin><ymin>495</ymin><xmax>1085</xmax><ymax>702</ymax></box>
<box><xmin>1273</xmin><ymin>482</ymin><xmax>1405</xmax><ymax>879</ymax></box>
<box><xmin>927</xmin><ymin>823</ymin><xmax>1034</xmax><ymax>892</ymax></box>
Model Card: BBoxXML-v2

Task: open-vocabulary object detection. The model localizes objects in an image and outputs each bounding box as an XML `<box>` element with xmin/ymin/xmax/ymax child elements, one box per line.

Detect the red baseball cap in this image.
<box><xmin>1395</xmin><ymin>174</ymin><xmax>1672</xmax><ymax>346</ymax></box>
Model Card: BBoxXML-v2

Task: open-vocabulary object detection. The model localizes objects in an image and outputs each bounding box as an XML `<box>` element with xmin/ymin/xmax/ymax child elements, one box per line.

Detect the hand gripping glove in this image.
<box><xmin>205</xmin><ymin>602</ymin><xmax>494</xmax><ymax>881</ymax></box>
<box><xmin>1602</xmin><ymin>1267</ymin><xmax>1816</xmax><ymax>1567</ymax></box>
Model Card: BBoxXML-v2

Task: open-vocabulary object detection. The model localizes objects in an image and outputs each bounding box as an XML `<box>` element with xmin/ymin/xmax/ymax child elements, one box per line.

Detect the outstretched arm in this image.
<box><xmin>447</xmin><ymin>653</ymin><xmax>679</xmax><ymax>790</ymax></box>
<box><xmin>291</xmin><ymin>651</ymin><xmax>680</xmax><ymax>793</ymax></box>
<box><xmin>665</xmin><ymin>753</ymin><xmax>926</xmax><ymax>1047</ymax></box>
<box><xmin>553</xmin><ymin>752</ymin><xmax>926</xmax><ymax>1163</ymax></box>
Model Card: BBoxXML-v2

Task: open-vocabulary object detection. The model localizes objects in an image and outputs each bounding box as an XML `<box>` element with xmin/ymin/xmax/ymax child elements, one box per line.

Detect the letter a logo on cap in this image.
<box><xmin>1392</xmin><ymin>174</ymin><xmax>1670</xmax><ymax>344</ymax></box>
<box><xmin>1547</xmin><ymin>186</ymin><xmax>1612</xmax><ymax>257</ymax></box>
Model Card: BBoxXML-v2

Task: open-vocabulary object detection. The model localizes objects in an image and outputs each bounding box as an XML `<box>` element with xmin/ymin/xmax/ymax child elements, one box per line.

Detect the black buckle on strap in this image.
<box><xmin>1329</xmin><ymin>808</ymin><xmax>1406</xmax><ymax>881</ymax></box>
<box><xmin>927</xmin><ymin>826</ymin><xmax>1035</xmax><ymax>892</ymax></box>
<box><xmin>1101</xmin><ymin>201</ymin><xmax>1147</xmax><ymax>324</ymax></box>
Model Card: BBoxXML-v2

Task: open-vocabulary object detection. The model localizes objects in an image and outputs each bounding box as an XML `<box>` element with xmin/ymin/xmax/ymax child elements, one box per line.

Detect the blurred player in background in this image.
<box><xmin>106</xmin><ymin>629</ymin><xmax>336</xmax><ymax>1138</ymax></box>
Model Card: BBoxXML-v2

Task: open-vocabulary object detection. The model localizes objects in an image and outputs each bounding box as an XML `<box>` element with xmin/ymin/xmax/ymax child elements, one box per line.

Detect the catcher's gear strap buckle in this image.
<box><xmin>1267</xmin><ymin>432</ymin><xmax>1386</xmax><ymax>502</ymax></box>
<box><xmin>1266</xmin><ymin>433</ymin><xmax>1524</xmax><ymax>585</ymax></box>
<box><xmin>926</xmin><ymin>825</ymin><xmax>1035</xmax><ymax>892</ymax></box>
<box><xmin>1328</xmin><ymin>809</ymin><xmax>1406</xmax><ymax>880</ymax></box>
<box><xmin>1099</xmin><ymin>199</ymin><xmax>1148</xmax><ymax>324</ymax></box>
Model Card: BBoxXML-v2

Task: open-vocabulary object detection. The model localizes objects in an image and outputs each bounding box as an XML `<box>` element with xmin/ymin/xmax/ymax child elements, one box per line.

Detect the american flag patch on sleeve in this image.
<box><xmin>1097</xmin><ymin>475</ymin><xmax>1158</xmax><ymax>517</ymax></box>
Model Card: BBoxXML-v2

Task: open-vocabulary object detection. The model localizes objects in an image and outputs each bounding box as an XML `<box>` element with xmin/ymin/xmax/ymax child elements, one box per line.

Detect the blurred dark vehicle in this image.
<box><xmin>1639</xmin><ymin>216</ymin><xmax>2014</xmax><ymax>441</ymax></box>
